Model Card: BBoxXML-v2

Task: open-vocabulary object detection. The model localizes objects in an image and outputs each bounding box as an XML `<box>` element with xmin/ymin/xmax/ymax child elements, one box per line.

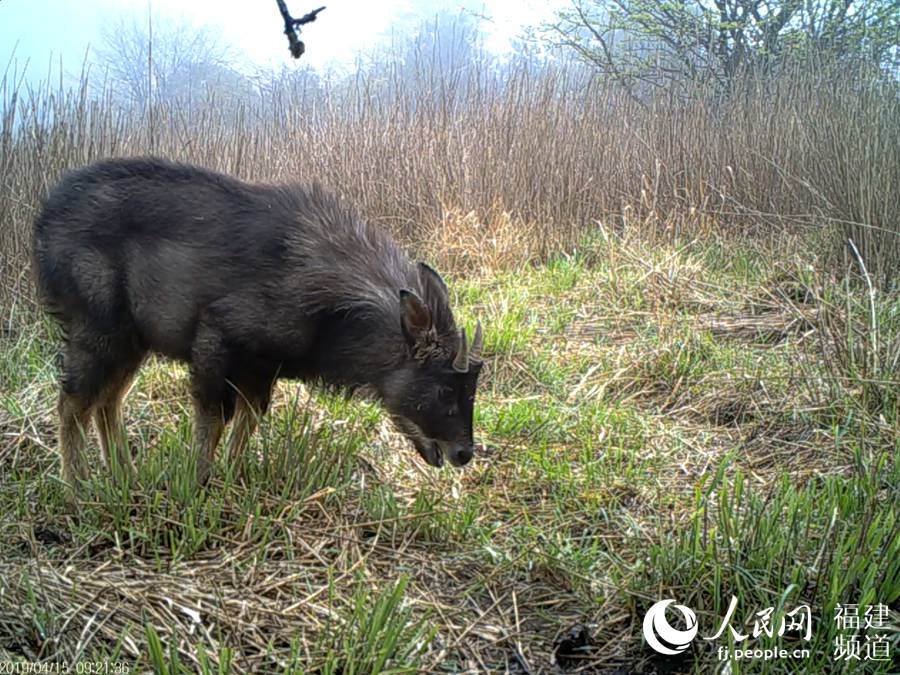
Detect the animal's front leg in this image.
<box><xmin>225</xmin><ymin>374</ymin><xmax>275</xmax><ymax>465</ymax></box>
<box><xmin>192</xmin><ymin>402</ymin><xmax>226</xmax><ymax>486</ymax></box>
<box><xmin>190</xmin><ymin>320</ymin><xmax>234</xmax><ymax>486</ymax></box>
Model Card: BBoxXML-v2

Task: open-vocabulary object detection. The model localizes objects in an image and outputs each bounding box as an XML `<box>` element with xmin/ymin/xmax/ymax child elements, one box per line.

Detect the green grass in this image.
<box><xmin>1</xmin><ymin>233</ymin><xmax>897</xmax><ymax>673</ymax></box>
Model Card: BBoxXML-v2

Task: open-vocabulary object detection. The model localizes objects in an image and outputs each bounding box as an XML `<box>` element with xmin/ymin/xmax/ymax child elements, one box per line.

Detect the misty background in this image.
<box><xmin>2</xmin><ymin>1</ymin><xmax>558</xmax><ymax>88</ymax></box>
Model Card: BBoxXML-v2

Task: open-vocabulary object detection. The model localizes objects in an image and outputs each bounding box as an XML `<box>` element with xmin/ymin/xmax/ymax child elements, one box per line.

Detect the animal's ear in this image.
<box><xmin>417</xmin><ymin>262</ymin><xmax>448</xmax><ymax>300</ymax></box>
<box><xmin>399</xmin><ymin>289</ymin><xmax>433</xmax><ymax>347</ymax></box>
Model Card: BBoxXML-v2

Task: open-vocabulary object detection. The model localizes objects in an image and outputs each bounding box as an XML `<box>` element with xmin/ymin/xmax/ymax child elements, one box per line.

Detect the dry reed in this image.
<box><xmin>2</xmin><ymin>54</ymin><xmax>898</xmax><ymax>321</ymax></box>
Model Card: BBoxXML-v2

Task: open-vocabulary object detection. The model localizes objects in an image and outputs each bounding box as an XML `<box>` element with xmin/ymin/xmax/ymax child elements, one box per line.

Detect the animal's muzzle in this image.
<box><xmin>437</xmin><ymin>441</ymin><xmax>474</xmax><ymax>468</ymax></box>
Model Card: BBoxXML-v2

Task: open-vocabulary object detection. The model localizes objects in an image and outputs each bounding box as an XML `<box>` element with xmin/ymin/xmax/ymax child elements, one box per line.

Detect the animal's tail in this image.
<box><xmin>31</xmin><ymin>215</ymin><xmax>71</xmax><ymax>347</ymax></box>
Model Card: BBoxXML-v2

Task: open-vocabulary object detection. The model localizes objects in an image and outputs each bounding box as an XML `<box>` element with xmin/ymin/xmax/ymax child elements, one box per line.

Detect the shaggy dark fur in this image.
<box><xmin>32</xmin><ymin>157</ymin><xmax>483</xmax><ymax>491</ymax></box>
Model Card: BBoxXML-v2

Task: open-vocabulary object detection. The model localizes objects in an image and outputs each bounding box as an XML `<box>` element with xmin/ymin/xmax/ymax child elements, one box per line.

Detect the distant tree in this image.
<box><xmin>95</xmin><ymin>13</ymin><xmax>248</xmax><ymax>106</ymax></box>
<box><xmin>548</xmin><ymin>0</ymin><xmax>900</xmax><ymax>92</ymax></box>
<box><xmin>353</xmin><ymin>7</ymin><xmax>490</xmax><ymax>109</ymax></box>
<box><xmin>368</xmin><ymin>6</ymin><xmax>486</xmax><ymax>82</ymax></box>
<box><xmin>404</xmin><ymin>8</ymin><xmax>486</xmax><ymax>75</ymax></box>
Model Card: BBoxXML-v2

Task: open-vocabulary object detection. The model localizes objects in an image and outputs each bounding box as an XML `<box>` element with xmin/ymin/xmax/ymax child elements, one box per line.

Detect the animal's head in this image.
<box><xmin>380</xmin><ymin>263</ymin><xmax>484</xmax><ymax>468</ymax></box>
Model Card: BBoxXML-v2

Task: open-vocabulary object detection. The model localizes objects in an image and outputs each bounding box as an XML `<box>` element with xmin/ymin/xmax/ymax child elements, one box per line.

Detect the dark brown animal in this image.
<box><xmin>32</xmin><ymin>157</ymin><xmax>483</xmax><ymax>491</ymax></box>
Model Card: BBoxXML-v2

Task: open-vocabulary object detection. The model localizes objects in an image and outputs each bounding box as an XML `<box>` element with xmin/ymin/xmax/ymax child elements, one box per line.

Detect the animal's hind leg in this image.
<box><xmin>94</xmin><ymin>352</ymin><xmax>145</xmax><ymax>477</ymax></box>
<box><xmin>58</xmin><ymin>390</ymin><xmax>94</xmax><ymax>489</ymax></box>
<box><xmin>57</xmin><ymin>335</ymin><xmax>119</xmax><ymax>492</ymax></box>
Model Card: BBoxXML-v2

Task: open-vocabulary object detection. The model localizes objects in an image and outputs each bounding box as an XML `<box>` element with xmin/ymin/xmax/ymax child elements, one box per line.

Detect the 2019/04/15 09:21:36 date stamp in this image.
<box><xmin>0</xmin><ymin>663</ymin><xmax>131</xmax><ymax>674</ymax></box>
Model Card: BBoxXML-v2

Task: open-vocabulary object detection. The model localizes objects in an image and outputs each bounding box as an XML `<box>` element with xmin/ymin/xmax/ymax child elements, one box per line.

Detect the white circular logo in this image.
<box><xmin>643</xmin><ymin>599</ymin><xmax>698</xmax><ymax>655</ymax></box>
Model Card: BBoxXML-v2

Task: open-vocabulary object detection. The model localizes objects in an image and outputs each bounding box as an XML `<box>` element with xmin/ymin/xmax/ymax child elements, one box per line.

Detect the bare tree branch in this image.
<box><xmin>275</xmin><ymin>1</ymin><xmax>326</xmax><ymax>59</ymax></box>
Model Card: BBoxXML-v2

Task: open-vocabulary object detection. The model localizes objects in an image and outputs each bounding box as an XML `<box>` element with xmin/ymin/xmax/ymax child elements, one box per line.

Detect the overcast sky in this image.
<box><xmin>2</xmin><ymin>0</ymin><xmax>561</xmax><ymax>81</ymax></box>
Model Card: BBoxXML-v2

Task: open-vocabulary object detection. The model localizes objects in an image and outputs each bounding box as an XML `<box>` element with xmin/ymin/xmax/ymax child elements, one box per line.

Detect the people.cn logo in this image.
<box><xmin>643</xmin><ymin>599</ymin><xmax>698</xmax><ymax>655</ymax></box>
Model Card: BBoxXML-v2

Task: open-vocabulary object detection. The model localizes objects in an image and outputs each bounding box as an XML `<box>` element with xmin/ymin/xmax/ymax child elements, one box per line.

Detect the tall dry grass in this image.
<box><xmin>2</xmin><ymin>53</ymin><xmax>898</xmax><ymax>323</ymax></box>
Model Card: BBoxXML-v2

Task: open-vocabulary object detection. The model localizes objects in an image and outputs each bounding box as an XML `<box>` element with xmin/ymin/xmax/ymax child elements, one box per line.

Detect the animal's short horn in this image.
<box><xmin>471</xmin><ymin>321</ymin><xmax>483</xmax><ymax>360</ymax></box>
<box><xmin>452</xmin><ymin>328</ymin><xmax>469</xmax><ymax>372</ymax></box>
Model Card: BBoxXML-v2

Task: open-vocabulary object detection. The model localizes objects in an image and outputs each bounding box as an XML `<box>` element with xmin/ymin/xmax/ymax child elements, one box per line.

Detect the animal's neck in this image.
<box><xmin>308</xmin><ymin>309</ymin><xmax>405</xmax><ymax>392</ymax></box>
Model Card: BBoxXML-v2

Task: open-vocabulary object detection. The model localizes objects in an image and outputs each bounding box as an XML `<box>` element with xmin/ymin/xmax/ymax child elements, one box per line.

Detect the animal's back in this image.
<box><xmin>32</xmin><ymin>157</ymin><xmax>303</xmax><ymax>358</ymax></box>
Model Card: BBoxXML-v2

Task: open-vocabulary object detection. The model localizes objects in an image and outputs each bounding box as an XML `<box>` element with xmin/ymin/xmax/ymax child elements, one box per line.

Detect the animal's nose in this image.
<box><xmin>449</xmin><ymin>445</ymin><xmax>474</xmax><ymax>467</ymax></box>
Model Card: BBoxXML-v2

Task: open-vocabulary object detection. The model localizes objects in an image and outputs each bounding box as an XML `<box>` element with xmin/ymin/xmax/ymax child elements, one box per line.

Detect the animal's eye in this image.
<box><xmin>438</xmin><ymin>386</ymin><xmax>454</xmax><ymax>400</ymax></box>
